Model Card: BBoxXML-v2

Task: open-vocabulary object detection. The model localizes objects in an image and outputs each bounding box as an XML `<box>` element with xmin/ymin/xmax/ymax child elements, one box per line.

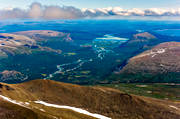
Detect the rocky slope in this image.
<box><xmin>0</xmin><ymin>30</ymin><xmax>74</xmax><ymax>83</ymax></box>
<box><xmin>0</xmin><ymin>79</ymin><xmax>179</xmax><ymax>119</ymax></box>
<box><xmin>0</xmin><ymin>33</ymin><xmax>36</xmax><ymax>58</ymax></box>
<box><xmin>0</xmin><ymin>70</ymin><xmax>27</xmax><ymax>83</ymax></box>
<box><xmin>119</xmin><ymin>42</ymin><xmax>180</xmax><ymax>83</ymax></box>
<box><xmin>0</xmin><ymin>30</ymin><xmax>72</xmax><ymax>59</ymax></box>
<box><xmin>15</xmin><ymin>30</ymin><xmax>73</xmax><ymax>42</ymax></box>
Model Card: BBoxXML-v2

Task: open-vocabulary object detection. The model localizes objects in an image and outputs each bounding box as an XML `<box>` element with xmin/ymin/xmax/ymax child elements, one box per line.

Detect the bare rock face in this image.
<box><xmin>119</xmin><ymin>42</ymin><xmax>180</xmax><ymax>83</ymax></box>
<box><xmin>0</xmin><ymin>70</ymin><xmax>27</xmax><ymax>83</ymax></box>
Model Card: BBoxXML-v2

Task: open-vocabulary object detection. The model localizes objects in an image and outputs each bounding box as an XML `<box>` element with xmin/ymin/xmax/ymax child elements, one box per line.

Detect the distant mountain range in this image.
<box><xmin>0</xmin><ymin>79</ymin><xmax>179</xmax><ymax>119</ymax></box>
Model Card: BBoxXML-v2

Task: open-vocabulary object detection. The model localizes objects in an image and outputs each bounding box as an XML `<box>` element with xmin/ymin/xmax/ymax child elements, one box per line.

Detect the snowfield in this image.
<box><xmin>34</xmin><ymin>100</ymin><xmax>111</xmax><ymax>119</ymax></box>
<box><xmin>0</xmin><ymin>95</ymin><xmax>30</xmax><ymax>108</ymax></box>
<box><xmin>0</xmin><ymin>95</ymin><xmax>111</xmax><ymax>119</ymax></box>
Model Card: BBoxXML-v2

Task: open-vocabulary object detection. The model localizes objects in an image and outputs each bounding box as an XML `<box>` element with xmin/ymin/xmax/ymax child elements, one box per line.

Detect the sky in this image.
<box><xmin>0</xmin><ymin>0</ymin><xmax>180</xmax><ymax>20</ymax></box>
<box><xmin>0</xmin><ymin>0</ymin><xmax>180</xmax><ymax>9</ymax></box>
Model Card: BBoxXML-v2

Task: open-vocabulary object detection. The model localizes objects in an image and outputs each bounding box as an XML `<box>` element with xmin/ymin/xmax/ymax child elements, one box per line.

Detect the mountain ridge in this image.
<box><xmin>0</xmin><ymin>79</ymin><xmax>179</xmax><ymax>119</ymax></box>
<box><xmin>117</xmin><ymin>42</ymin><xmax>180</xmax><ymax>83</ymax></box>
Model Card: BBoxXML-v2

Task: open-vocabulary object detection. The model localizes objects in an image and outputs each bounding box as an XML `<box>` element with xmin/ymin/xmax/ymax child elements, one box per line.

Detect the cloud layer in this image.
<box><xmin>0</xmin><ymin>2</ymin><xmax>180</xmax><ymax>20</ymax></box>
<box><xmin>82</xmin><ymin>7</ymin><xmax>180</xmax><ymax>17</ymax></box>
<box><xmin>0</xmin><ymin>3</ymin><xmax>83</xmax><ymax>19</ymax></box>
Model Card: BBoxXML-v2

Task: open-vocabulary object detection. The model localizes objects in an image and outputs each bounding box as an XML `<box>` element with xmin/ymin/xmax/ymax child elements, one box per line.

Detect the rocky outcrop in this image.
<box><xmin>0</xmin><ymin>70</ymin><xmax>27</xmax><ymax>83</ymax></box>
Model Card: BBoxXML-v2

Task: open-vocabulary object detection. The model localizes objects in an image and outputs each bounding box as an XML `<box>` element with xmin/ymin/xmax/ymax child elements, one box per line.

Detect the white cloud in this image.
<box><xmin>82</xmin><ymin>7</ymin><xmax>180</xmax><ymax>17</ymax></box>
<box><xmin>128</xmin><ymin>8</ymin><xmax>145</xmax><ymax>16</ymax></box>
<box><xmin>0</xmin><ymin>2</ymin><xmax>180</xmax><ymax>20</ymax></box>
<box><xmin>28</xmin><ymin>2</ymin><xmax>43</xmax><ymax>18</ymax></box>
<box><xmin>0</xmin><ymin>3</ymin><xmax>83</xmax><ymax>19</ymax></box>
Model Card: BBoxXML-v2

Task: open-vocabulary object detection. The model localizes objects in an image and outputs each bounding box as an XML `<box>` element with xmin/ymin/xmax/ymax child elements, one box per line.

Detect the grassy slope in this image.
<box><xmin>99</xmin><ymin>83</ymin><xmax>180</xmax><ymax>100</ymax></box>
<box><xmin>0</xmin><ymin>98</ymin><xmax>95</xmax><ymax>119</ymax></box>
<box><xmin>0</xmin><ymin>79</ymin><xmax>179</xmax><ymax>119</ymax></box>
<box><xmin>0</xmin><ymin>99</ymin><xmax>51</xmax><ymax>119</ymax></box>
<box><xmin>0</xmin><ymin>81</ymin><xmax>96</xmax><ymax>119</ymax></box>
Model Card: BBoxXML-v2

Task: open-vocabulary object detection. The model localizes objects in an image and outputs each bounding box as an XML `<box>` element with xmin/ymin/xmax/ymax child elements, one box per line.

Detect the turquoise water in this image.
<box><xmin>93</xmin><ymin>34</ymin><xmax>129</xmax><ymax>49</ymax></box>
<box><xmin>92</xmin><ymin>34</ymin><xmax>129</xmax><ymax>59</ymax></box>
<box><xmin>94</xmin><ymin>34</ymin><xmax>129</xmax><ymax>42</ymax></box>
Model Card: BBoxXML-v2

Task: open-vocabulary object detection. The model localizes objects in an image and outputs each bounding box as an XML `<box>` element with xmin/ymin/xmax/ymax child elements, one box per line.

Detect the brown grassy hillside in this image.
<box><xmin>0</xmin><ymin>98</ymin><xmax>52</xmax><ymax>119</ymax></box>
<box><xmin>0</xmin><ymin>79</ymin><xmax>179</xmax><ymax>119</ymax></box>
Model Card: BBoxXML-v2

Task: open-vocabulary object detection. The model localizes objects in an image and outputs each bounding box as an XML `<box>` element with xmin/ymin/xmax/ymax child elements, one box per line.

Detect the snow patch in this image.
<box><xmin>134</xmin><ymin>48</ymin><xmax>166</xmax><ymax>59</ymax></box>
<box><xmin>34</xmin><ymin>100</ymin><xmax>111</xmax><ymax>119</ymax></box>
<box><xmin>25</xmin><ymin>102</ymin><xmax>30</xmax><ymax>105</ymax></box>
<box><xmin>40</xmin><ymin>108</ymin><xmax>46</xmax><ymax>112</ymax></box>
<box><xmin>150</xmin><ymin>48</ymin><xmax>166</xmax><ymax>57</ymax></box>
<box><xmin>0</xmin><ymin>95</ymin><xmax>30</xmax><ymax>108</ymax></box>
<box><xmin>169</xmin><ymin>105</ymin><xmax>179</xmax><ymax>110</ymax></box>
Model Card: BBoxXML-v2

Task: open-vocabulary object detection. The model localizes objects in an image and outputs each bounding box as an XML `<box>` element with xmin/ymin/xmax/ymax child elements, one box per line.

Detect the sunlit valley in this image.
<box><xmin>0</xmin><ymin>1</ymin><xmax>180</xmax><ymax>118</ymax></box>
<box><xmin>0</xmin><ymin>20</ymin><xmax>179</xmax><ymax>119</ymax></box>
